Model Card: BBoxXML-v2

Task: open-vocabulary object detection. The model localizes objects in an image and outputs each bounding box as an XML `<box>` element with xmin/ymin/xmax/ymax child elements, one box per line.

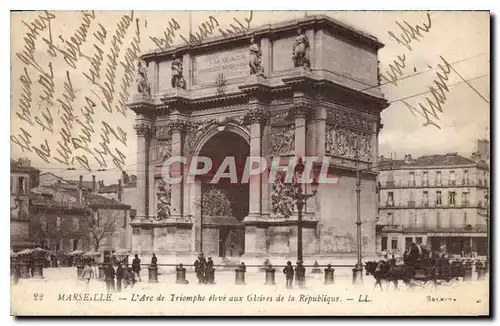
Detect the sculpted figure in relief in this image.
<box><xmin>156</xmin><ymin>181</ymin><xmax>172</xmax><ymax>220</ymax></box>
<box><xmin>292</xmin><ymin>28</ymin><xmax>311</xmax><ymax>69</ymax></box>
<box><xmin>249</xmin><ymin>36</ymin><xmax>264</xmax><ymax>76</ymax></box>
<box><xmin>171</xmin><ymin>54</ymin><xmax>187</xmax><ymax>89</ymax></box>
<box><xmin>270</xmin><ymin>127</ymin><xmax>295</xmax><ymax>155</ymax></box>
<box><xmin>271</xmin><ymin>173</ymin><xmax>295</xmax><ymax>218</ymax></box>
<box><xmin>136</xmin><ymin>60</ymin><xmax>151</xmax><ymax>96</ymax></box>
<box><xmin>156</xmin><ymin>139</ymin><xmax>172</xmax><ymax>165</ymax></box>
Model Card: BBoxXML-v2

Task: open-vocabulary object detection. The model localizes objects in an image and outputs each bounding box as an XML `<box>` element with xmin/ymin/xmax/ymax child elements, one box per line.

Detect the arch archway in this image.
<box><xmin>196</xmin><ymin>129</ymin><xmax>250</xmax><ymax>258</ymax></box>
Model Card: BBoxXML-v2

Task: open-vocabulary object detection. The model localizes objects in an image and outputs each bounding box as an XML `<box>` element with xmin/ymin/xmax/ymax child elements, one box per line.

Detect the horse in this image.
<box><xmin>366</xmin><ymin>260</ymin><xmax>413</xmax><ymax>290</ymax></box>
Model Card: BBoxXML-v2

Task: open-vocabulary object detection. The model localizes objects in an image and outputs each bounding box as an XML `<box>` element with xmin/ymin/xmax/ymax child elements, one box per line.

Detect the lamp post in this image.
<box><xmin>292</xmin><ymin>159</ymin><xmax>319</xmax><ymax>263</ymax></box>
<box><xmin>352</xmin><ymin>164</ymin><xmax>364</xmax><ymax>284</ymax></box>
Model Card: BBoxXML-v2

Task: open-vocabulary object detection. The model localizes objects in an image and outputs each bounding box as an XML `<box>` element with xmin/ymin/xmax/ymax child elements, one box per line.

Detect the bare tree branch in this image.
<box><xmin>89</xmin><ymin>214</ymin><xmax>117</xmax><ymax>252</ymax></box>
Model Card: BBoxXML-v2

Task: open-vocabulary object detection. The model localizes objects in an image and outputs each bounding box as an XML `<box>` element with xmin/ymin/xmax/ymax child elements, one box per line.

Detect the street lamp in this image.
<box><xmin>292</xmin><ymin>159</ymin><xmax>319</xmax><ymax>263</ymax></box>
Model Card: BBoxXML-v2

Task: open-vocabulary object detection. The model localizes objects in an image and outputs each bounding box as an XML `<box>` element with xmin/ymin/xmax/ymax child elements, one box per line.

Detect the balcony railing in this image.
<box><xmin>379</xmin><ymin>201</ymin><xmax>483</xmax><ymax>209</ymax></box>
<box><xmin>380</xmin><ymin>180</ymin><xmax>487</xmax><ymax>188</ymax></box>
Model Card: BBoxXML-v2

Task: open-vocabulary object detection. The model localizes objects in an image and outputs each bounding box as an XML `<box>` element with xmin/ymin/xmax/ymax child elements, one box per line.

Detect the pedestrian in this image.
<box><xmin>132</xmin><ymin>254</ymin><xmax>141</xmax><ymax>282</ymax></box>
<box><xmin>151</xmin><ymin>253</ymin><xmax>158</xmax><ymax>266</ymax></box>
<box><xmin>194</xmin><ymin>253</ymin><xmax>207</xmax><ymax>284</ymax></box>
<box><xmin>206</xmin><ymin>257</ymin><xmax>215</xmax><ymax>284</ymax></box>
<box><xmin>91</xmin><ymin>259</ymin><xmax>99</xmax><ymax>280</ymax></box>
<box><xmin>283</xmin><ymin>261</ymin><xmax>294</xmax><ymax>289</ymax></box>
<box><xmin>295</xmin><ymin>261</ymin><xmax>306</xmax><ymax>288</ymax></box>
<box><xmin>104</xmin><ymin>263</ymin><xmax>115</xmax><ymax>293</ymax></box>
<box><xmin>116</xmin><ymin>262</ymin><xmax>124</xmax><ymax>292</ymax></box>
<box><xmin>81</xmin><ymin>262</ymin><xmax>94</xmax><ymax>292</ymax></box>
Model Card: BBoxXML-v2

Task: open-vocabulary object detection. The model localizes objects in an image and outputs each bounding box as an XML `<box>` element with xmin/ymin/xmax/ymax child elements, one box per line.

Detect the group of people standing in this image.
<box><xmin>80</xmin><ymin>254</ymin><xmax>145</xmax><ymax>292</ymax></box>
<box><xmin>193</xmin><ymin>253</ymin><xmax>215</xmax><ymax>284</ymax></box>
<box><xmin>282</xmin><ymin>261</ymin><xmax>306</xmax><ymax>289</ymax></box>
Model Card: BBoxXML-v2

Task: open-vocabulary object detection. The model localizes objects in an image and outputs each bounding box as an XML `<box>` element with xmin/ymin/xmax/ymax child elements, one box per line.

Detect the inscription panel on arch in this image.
<box><xmin>193</xmin><ymin>47</ymin><xmax>248</xmax><ymax>85</ymax></box>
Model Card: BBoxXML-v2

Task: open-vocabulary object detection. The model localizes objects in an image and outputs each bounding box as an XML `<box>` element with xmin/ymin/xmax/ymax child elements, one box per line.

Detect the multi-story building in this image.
<box><xmin>10</xmin><ymin>158</ymin><xmax>40</xmax><ymax>251</ymax></box>
<box><xmin>376</xmin><ymin>153</ymin><xmax>489</xmax><ymax>257</ymax></box>
<box><xmin>31</xmin><ymin>175</ymin><xmax>132</xmax><ymax>263</ymax></box>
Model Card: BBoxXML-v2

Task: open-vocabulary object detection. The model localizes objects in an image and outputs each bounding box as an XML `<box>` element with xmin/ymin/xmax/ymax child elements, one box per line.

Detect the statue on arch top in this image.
<box><xmin>249</xmin><ymin>35</ymin><xmax>264</xmax><ymax>76</ymax></box>
<box><xmin>136</xmin><ymin>60</ymin><xmax>151</xmax><ymax>96</ymax></box>
<box><xmin>171</xmin><ymin>54</ymin><xmax>187</xmax><ymax>89</ymax></box>
<box><xmin>292</xmin><ymin>27</ymin><xmax>311</xmax><ymax>69</ymax></box>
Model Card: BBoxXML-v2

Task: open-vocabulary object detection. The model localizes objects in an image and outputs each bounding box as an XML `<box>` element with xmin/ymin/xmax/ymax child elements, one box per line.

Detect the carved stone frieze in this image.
<box><xmin>326</xmin><ymin>109</ymin><xmax>374</xmax><ymax>133</ymax></box>
<box><xmin>168</xmin><ymin>120</ymin><xmax>190</xmax><ymax>133</ymax></box>
<box><xmin>270</xmin><ymin>125</ymin><xmax>295</xmax><ymax>156</ymax></box>
<box><xmin>269</xmin><ymin>110</ymin><xmax>290</xmax><ymax>125</ymax></box>
<box><xmin>325</xmin><ymin>125</ymin><xmax>373</xmax><ymax>162</ymax></box>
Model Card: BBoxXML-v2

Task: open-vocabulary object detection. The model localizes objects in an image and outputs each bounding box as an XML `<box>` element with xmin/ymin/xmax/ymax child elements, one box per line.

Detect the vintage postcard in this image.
<box><xmin>10</xmin><ymin>10</ymin><xmax>490</xmax><ymax>316</ymax></box>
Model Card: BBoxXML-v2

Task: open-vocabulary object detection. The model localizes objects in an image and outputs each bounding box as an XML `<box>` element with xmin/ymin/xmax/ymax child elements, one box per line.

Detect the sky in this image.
<box><xmin>10</xmin><ymin>11</ymin><xmax>490</xmax><ymax>185</ymax></box>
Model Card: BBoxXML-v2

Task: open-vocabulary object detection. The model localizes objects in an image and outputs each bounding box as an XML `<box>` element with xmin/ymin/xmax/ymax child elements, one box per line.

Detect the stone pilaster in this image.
<box><xmin>134</xmin><ymin>122</ymin><xmax>154</xmax><ymax>220</ymax></box>
<box><xmin>168</xmin><ymin>119</ymin><xmax>189</xmax><ymax>219</ymax></box>
<box><xmin>243</xmin><ymin>107</ymin><xmax>270</xmax><ymax>220</ymax></box>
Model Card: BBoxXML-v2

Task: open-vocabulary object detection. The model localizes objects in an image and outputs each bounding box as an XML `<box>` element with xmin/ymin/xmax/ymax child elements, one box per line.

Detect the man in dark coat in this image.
<box><xmin>151</xmin><ymin>253</ymin><xmax>158</xmax><ymax>266</ymax></box>
<box><xmin>104</xmin><ymin>263</ymin><xmax>115</xmax><ymax>293</ymax></box>
<box><xmin>283</xmin><ymin>261</ymin><xmax>294</xmax><ymax>289</ymax></box>
<box><xmin>295</xmin><ymin>261</ymin><xmax>306</xmax><ymax>288</ymax></box>
<box><xmin>115</xmin><ymin>262</ymin><xmax>124</xmax><ymax>292</ymax></box>
<box><xmin>206</xmin><ymin>257</ymin><xmax>215</xmax><ymax>284</ymax></box>
<box><xmin>194</xmin><ymin>253</ymin><xmax>207</xmax><ymax>284</ymax></box>
<box><xmin>132</xmin><ymin>254</ymin><xmax>141</xmax><ymax>282</ymax></box>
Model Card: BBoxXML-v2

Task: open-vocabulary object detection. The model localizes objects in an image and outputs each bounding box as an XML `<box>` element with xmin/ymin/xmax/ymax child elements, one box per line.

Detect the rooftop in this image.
<box><xmin>11</xmin><ymin>159</ymin><xmax>40</xmax><ymax>173</ymax></box>
<box><xmin>142</xmin><ymin>14</ymin><xmax>383</xmax><ymax>60</ymax></box>
<box><xmin>31</xmin><ymin>185</ymin><xmax>130</xmax><ymax>210</ymax></box>
<box><xmin>379</xmin><ymin>153</ymin><xmax>487</xmax><ymax>170</ymax></box>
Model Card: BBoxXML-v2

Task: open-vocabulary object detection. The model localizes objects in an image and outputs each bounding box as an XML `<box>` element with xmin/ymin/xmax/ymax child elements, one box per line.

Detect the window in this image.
<box><xmin>58</xmin><ymin>240</ymin><xmax>64</xmax><ymax>251</ymax></box>
<box><xmin>463</xmin><ymin>212</ymin><xmax>468</xmax><ymax>226</ymax></box>
<box><xmin>462</xmin><ymin>192</ymin><xmax>469</xmax><ymax>206</ymax></box>
<box><xmin>56</xmin><ymin>216</ymin><xmax>61</xmax><ymax>231</ymax></box>
<box><xmin>436</xmin><ymin>171</ymin><xmax>442</xmax><ymax>185</ymax></box>
<box><xmin>72</xmin><ymin>217</ymin><xmax>79</xmax><ymax>231</ymax></box>
<box><xmin>387</xmin><ymin>192</ymin><xmax>394</xmax><ymax>206</ymax></box>
<box><xmin>449</xmin><ymin>191</ymin><xmax>456</xmax><ymax>206</ymax></box>
<box><xmin>72</xmin><ymin>239</ymin><xmax>79</xmax><ymax>251</ymax></box>
<box><xmin>18</xmin><ymin>177</ymin><xmax>25</xmax><ymax>195</ymax></box>
<box><xmin>436</xmin><ymin>191</ymin><xmax>442</xmax><ymax>206</ymax></box>
<box><xmin>436</xmin><ymin>212</ymin><xmax>441</xmax><ymax>228</ymax></box>
<box><xmin>450</xmin><ymin>171</ymin><xmax>455</xmax><ymax>185</ymax></box>
<box><xmin>423</xmin><ymin>171</ymin><xmax>428</xmax><ymax>185</ymax></box>
<box><xmin>381</xmin><ymin>237</ymin><xmax>388</xmax><ymax>251</ymax></box>
<box><xmin>464</xmin><ymin>170</ymin><xmax>469</xmax><ymax>184</ymax></box>
<box><xmin>408</xmin><ymin>191</ymin><xmax>415</xmax><ymax>207</ymax></box>
<box><xmin>405</xmin><ymin>237</ymin><xmax>413</xmax><ymax>248</ymax></box>
<box><xmin>391</xmin><ymin>239</ymin><xmax>398</xmax><ymax>250</ymax></box>
<box><xmin>409</xmin><ymin>172</ymin><xmax>415</xmax><ymax>186</ymax></box>
<box><xmin>387</xmin><ymin>212</ymin><xmax>394</xmax><ymax>224</ymax></box>
<box><xmin>423</xmin><ymin>191</ymin><xmax>429</xmax><ymax>206</ymax></box>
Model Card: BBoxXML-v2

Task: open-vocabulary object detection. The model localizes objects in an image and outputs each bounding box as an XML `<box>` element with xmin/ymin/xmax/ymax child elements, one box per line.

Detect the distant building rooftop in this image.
<box><xmin>379</xmin><ymin>153</ymin><xmax>487</xmax><ymax>170</ymax></box>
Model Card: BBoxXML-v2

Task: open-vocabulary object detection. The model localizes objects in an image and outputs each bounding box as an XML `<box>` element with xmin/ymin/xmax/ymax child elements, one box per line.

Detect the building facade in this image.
<box><xmin>10</xmin><ymin>158</ymin><xmax>40</xmax><ymax>251</ymax></box>
<box><xmin>128</xmin><ymin>15</ymin><xmax>388</xmax><ymax>264</ymax></box>
<box><xmin>376</xmin><ymin>153</ymin><xmax>489</xmax><ymax>257</ymax></box>
<box><xmin>31</xmin><ymin>175</ymin><xmax>132</xmax><ymax>262</ymax></box>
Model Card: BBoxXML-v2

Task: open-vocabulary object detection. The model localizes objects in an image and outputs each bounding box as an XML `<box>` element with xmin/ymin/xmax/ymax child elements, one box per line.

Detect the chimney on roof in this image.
<box><xmin>78</xmin><ymin>175</ymin><xmax>83</xmax><ymax>204</ymax></box>
<box><xmin>122</xmin><ymin>171</ymin><xmax>129</xmax><ymax>186</ymax></box>
<box><xmin>118</xmin><ymin>180</ymin><xmax>123</xmax><ymax>202</ymax></box>
<box><xmin>92</xmin><ymin>175</ymin><xmax>96</xmax><ymax>194</ymax></box>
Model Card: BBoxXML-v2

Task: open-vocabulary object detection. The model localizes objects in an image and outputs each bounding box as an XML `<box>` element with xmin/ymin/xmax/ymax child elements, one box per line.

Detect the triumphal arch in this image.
<box><xmin>128</xmin><ymin>15</ymin><xmax>388</xmax><ymax>264</ymax></box>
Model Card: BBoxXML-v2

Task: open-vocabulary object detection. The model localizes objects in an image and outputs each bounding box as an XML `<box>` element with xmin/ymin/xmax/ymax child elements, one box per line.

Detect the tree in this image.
<box><xmin>89</xmin><ymin>214</ymin><xmax>117</xmax><ymax>252</ymax></box>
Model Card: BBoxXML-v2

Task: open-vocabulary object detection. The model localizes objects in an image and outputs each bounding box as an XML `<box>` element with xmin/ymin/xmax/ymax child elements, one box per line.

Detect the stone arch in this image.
<box><xmin>192</xmin><ymin>123</ymin><xmax>250</xmax><ymax>158</ymax></box>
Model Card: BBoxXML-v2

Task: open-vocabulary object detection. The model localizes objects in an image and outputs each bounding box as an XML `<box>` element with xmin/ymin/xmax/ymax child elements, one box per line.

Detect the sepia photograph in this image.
<box><xmin>9</xmin><ymin>9</ymin><xmax>490</xmax><ymax>316</ymax></box>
